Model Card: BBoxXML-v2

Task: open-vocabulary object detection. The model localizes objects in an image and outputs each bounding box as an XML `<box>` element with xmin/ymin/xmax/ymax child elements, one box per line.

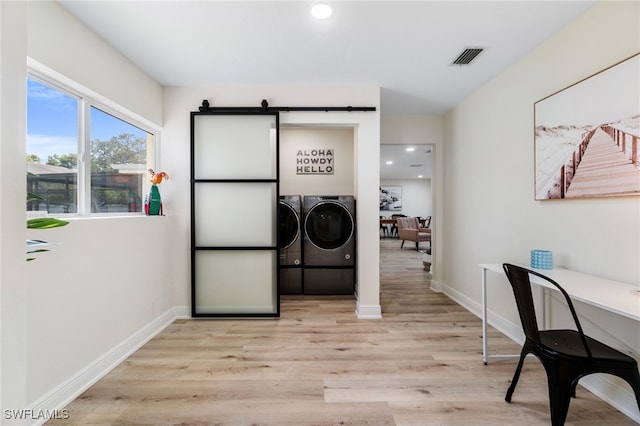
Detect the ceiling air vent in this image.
<box><xmin>451</xmin><ymin>48</ymin><xmax>484</xmax><ymax>65</ymax></box>
<box><xmin>409</xmin><ymin>164</ymin><xmax>423</xmax><ymax>168</ymax></box>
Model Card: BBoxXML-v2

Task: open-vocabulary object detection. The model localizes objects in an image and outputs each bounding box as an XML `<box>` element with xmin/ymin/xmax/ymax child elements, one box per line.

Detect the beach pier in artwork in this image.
<box><xmin>564</xmin><ymin>125</ymin><xmax>640</xmax><ymax>198</ymax></box>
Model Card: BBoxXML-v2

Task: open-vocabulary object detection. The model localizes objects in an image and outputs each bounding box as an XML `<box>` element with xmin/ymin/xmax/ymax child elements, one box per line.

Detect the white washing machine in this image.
<box><xmin>302</xmin><ymin>195</ymin><xmax>355</xmax><ymax>295</ymax></box>
<box><xmin>279</xmin><ymin>195</ymin><xmax>302</xmax><ymax>294</ymax></box>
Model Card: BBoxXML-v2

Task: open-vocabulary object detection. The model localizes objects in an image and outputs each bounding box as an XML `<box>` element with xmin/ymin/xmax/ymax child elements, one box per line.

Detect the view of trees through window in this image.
<box><xmin>26</xmin><ymin>78</ymin><xmax>153</xmax><ymax>214</ymax></box>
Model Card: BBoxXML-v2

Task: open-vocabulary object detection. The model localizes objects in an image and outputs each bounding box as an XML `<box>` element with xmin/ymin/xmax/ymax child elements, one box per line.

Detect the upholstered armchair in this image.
<box><xmin>397</xmin><ymin>217</ymin><xmax>431</xmax><ymax>250</ymax></box>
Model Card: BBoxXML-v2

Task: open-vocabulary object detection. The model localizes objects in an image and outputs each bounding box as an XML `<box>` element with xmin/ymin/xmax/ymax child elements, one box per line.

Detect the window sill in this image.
<box><xmin>28</xmin><ymin>213</ymin><xmax>168</xmax><ymax>222</ymax></box>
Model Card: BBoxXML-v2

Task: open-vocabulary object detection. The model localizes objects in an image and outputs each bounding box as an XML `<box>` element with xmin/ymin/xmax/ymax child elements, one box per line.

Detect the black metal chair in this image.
<box><xmin>379</xmin><ymin>216</ymin><xmax>389</xmax><ymax>237</ymax></box>
<box><xmin>502</xmin><ymin>263</ymin><xmax>640</xmax><ymax>426</ymax></box>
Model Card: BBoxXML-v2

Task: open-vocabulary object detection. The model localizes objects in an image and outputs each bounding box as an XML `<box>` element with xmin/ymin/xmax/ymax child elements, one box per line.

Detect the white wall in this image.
<box><xmin>381</xmin><ymin>115</ymin><xmax>442</xmax><ymax>144</ymax></box>
<box><xmin>0</xmin><ymin>1</ymin><xmax>175</xmax><ymax>418</ymax></box>
<box><xmin>25</xmin><ymin>217</ymin><xmax>178</xmax><ymax>401</ymax></box>
<box><xmin>27</xmin><ymin>0</ymin><xmax>162</xmax><ymax>125</ymax></box>
<box><xmin>1</xmin><ymin>1</ymin><xmax>29</xmax><ymax>418</ymax></box>
<box><xmin>442</xmin><ymin>1</ymin><xmax>640</xmax><ymax>419</ymax></box>
<box><xmin>380</xmin><ymin>178</ymin><xmax>432</xmax><ymax>219</ymax></box>
<box><xmin>162</xmin><ymin>86</ymin><xmax>380</xmax><ymax>317</ymax></box>
<box><xmin>280</xmin><ymin>127</ymin><xmax>354</xmax><ymax>196</ymax></box>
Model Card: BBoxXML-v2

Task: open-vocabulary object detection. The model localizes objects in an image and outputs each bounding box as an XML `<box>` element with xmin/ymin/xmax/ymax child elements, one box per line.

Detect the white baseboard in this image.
<box><xmin>438</xmin><ymin>280</ymin><xmax>640</xmax><ymax>423</ymax></box>
<box><xmin>430</xmin><ymin>279</ymin><xmax>444</xmax><ymax>293</ymax></box>
<box><xmin>579</xmin><ymin>374</ymin><xmax>640</xmax><ymax>422</ymax></box>
<box><xmin>355</xmin><ymin>303</ymin><xmax>382</xmax><ymax>319</ymax></box>
<box><xmin>27</xmin><ymin>306</ymin><xmax>190</xmax><ymax>426</ymax></box>
<box><xmin>440</xmin><ymin>282</ymin><xmax>524</xmax><ymax>343</ymax></box>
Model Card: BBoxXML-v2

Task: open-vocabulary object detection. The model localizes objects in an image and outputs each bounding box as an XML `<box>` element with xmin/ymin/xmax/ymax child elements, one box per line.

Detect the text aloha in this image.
<box><xmin>296</xmin><ymin>149</ymin><xmax>334</xmax><ymax>174</ymax></box>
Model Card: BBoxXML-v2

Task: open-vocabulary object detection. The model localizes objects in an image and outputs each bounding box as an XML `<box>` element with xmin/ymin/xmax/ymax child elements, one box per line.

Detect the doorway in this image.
<box><xmin>379</xmin><ymin>143</ymin><xmax>434</xmax><ymax>274</ymax></box>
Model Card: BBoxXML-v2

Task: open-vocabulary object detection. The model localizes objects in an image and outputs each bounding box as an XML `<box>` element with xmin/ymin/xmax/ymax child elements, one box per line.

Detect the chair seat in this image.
<box><xmin>540</xmin><ymin>330</ymin><xmax>636</xmax><ymax>363</ymax></box>
<box><xmin>397</xmin><ymin>217</ymin><xmax>431</xmax><ymax>249</ymax></box>
<box><xmin>417</xmin><ymin>231</ymin><xmax>431</xmax><ymax>242</ymax></box>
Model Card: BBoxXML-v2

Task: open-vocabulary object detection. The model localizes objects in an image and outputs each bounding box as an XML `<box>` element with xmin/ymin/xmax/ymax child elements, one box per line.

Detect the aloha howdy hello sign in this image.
<box><xmin>296</xmin><ymin>149</ymin><xmax>334</xmax><ymax>175</ymax></box>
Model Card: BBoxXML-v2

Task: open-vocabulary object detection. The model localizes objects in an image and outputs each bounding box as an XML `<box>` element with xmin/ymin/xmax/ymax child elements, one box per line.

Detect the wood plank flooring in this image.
<box><xmin>47</xmin><ymin>239</ymin><xmax>636</xmax><ymax>425</ymax></box>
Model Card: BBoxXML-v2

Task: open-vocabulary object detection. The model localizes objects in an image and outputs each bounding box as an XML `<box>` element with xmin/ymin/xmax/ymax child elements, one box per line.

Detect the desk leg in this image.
<box><xmin>482</xmin><ymin>267</ymin><xmax>488</xmax><ymax>364</ymax></box>
<box><xmin>542</xmin><ymin>287</ymin><xmax>549</xmax><ymax>329</ymax></box>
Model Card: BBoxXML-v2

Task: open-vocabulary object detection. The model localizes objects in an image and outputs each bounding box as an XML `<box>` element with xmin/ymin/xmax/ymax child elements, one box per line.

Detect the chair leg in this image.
<box><xmin>624</xmin><ymin>367</ymin><xmax>640</xmax><ymax>410</ymax></box>
<box><xmin>570</xmin><ymin>379</ymin><xmax>578</xmax><ymax>399</ymax></box>
<box><xmin>599</xmin><ymin>361</ymin><xmax>640</xmax><ymax>410</ymax></box>
<box><xmin>415</xmin><ymin>241</ymin><xmax>419</xmax><ymax>251</ymax></box>
<box><xmin>400</xmin><ymin>240</ymin><xmax>405</xmax><ymax>248</ymax></box>
<box><xmin>548</xmin><ymin>382</ymin><xmax>573</xmax><ymax>426</ymax></box>
<box><xmin>505</xmin><ymin>350</ymin><xmax>527</xmax><ymax>402</ymax></box>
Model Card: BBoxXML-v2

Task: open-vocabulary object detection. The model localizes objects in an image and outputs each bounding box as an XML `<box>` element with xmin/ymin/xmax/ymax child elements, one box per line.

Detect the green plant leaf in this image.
<box><xmin>27</xmin><ymin>218</ymin><xmax>69</xmax><ymax>229</ymax></box>
<box><xmin>27</xmin><ymin>192</ymin><xmax>43</xmax><ymax>202</ymax></box>
<box><xmin>26</xmin><ymin>192</ymin><xmax>68</xmax><ymax>260</ymax></box>
<box><xmin>27</xmin><ymin>249</ymin><xmax>50</xmax><ymax>261</ymax></box>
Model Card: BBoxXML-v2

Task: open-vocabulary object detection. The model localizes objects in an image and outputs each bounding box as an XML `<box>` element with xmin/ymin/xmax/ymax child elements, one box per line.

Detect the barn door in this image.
<box><xmin>191</xmin><ymin>112</ymin><xmax>279</xmax><ymax>317</ymax></box>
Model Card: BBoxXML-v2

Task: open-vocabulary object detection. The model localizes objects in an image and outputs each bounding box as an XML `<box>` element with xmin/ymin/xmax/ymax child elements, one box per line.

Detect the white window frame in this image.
<box><xmin>27</xmin><ymin>58</ymin><xmax>162</xmax><ymax>217</ymax></box>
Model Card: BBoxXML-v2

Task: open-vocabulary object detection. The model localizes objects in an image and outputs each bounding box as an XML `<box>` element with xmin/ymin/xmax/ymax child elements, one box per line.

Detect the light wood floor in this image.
<box><xmin>47</xmin><ymin>239</ymin><xmax>636</xmax><ymax>425</ymax></box>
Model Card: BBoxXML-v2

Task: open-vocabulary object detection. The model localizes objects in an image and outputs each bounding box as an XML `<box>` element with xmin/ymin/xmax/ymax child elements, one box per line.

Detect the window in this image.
<box><xmin>27</xmin><ymin>79</ymin><xmax>79</xmax><ymax>213</ymax></box>
<box><xmin>26</xmin><ymin>75</ymin><xmax>157</xmax><ymax>215</ymax></box>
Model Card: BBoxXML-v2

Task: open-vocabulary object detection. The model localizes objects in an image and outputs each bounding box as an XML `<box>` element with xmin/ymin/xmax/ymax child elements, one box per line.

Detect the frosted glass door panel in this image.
<box><xmin>195</xmin><ymin>250</ymin><xmax>277</xmax><ymax>314</ymax></box>
<box><xmin>194</xmin><ymin>115</ymin><xmax>277</xmax><ymax>179</ymax></box>
<box><xmin>194</xmin><ymin>183</ymin><xmax>276</xmax><ymax>247</ymax></box>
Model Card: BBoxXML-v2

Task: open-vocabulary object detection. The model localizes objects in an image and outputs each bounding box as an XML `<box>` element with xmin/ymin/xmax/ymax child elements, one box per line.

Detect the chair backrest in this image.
<box><xmin>502</xmin><ymin>263</ymin><xmax>541</xmax><ymax>343</ymax></box>
<box><xmin>502</xmin><ymin>263</ymin><xmax>591</xmax><ymax>356</ymax></box>
<box><xmin>423</xmin><ymin>216</ymin><xmax>431</xmax><ymax>228</ymax></box>
<box><xmin>397</xmin><ymin>217</ymin><xmax>418</xmax><ymax>230</ymax></box>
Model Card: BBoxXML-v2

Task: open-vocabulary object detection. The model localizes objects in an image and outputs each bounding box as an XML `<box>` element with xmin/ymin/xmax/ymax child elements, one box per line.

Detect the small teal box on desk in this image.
<box><xmin>530</xmin><ymin>250</ymin><xmax>553</xmax><ymax>269</ymax></box>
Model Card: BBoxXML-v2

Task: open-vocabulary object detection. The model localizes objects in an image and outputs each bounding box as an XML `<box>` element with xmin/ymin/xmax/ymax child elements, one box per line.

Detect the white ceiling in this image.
<box><xmin>58</xmin><ymin>0</ymin><xmax>595</xmax><ymax>179</ymax></box>
<box><xmin>59</xmin><ymin>0</ymin><xmax>596</xmax><ymax>116</ymax></box>
<box><xmin>380</xmin><ymin>144</ymin><xmax>431</xmax><ymax>180</ymax></box>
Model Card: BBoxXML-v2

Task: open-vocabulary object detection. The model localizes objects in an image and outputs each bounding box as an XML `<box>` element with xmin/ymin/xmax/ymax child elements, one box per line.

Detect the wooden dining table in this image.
<box><xmin>380</xmin><ymin>218</ymin><xmax>397</xmax><ymax>238</ymax></box>
<box><xmin>380</xmin><ymin>217</ymin><xmax>429</xmax><ymax>227</ymax></box>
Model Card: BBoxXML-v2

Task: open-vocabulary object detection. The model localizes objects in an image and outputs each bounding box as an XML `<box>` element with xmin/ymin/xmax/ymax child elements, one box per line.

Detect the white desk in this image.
<box><xmin>479</xmin><ymin>263</ymin><xmax>640</xmax><ymax>364</ymax></box>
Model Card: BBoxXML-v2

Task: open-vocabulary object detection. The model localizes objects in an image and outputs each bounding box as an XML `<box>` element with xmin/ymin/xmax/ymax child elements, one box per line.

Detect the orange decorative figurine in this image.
<box><xmin>145</xmin><ymin>169</ymin><xmax>169</xmax><ymax>215</ymax></box>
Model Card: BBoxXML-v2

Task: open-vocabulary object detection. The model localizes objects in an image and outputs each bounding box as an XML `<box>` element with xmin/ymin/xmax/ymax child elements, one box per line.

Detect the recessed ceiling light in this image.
<box><xmin>386</xmin><ymin>161</ymin><xmax>393</xmax><ymax>165</ymax></box>
<box><xmin>418</xmin><ymin>175</ymin><xmax>424</xmax><ymax>179</ymax></box>
<box><xmin>311</xmin><ymin>2</ymin><xmax>333</xmax><ymax>19</ymax></box>
<box><xmin>406</xmin><ymin>147</ymin><xmax>415</xmax><ymax>152</ymax></box>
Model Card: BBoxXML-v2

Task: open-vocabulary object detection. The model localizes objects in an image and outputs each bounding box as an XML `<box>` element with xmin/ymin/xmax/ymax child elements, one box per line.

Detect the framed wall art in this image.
<box><xmin>534</xmin><ymin>53</ymin><xmax>639</xmax><ymax>200</ymax></box>
<box><xmin>380</xmin><ymin>185</ymin><xmax>402</xmax><ymax>211</ymax></box>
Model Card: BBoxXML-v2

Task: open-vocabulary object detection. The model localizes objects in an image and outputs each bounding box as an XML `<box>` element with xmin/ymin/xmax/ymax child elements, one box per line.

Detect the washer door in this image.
<box><xmin>304</xmin><ymin>201</ymin><xmax>354</xmax><ymax>250</ymax></box>
<box><xmin>279</xmin><ymin>201</ymin><xmax>300</xmax><ymax>249</ymax></box>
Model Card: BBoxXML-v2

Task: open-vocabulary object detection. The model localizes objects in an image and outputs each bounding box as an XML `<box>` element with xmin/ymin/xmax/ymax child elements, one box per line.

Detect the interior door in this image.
<box><xmin>191</xmin><ymin>112</ymin><xmax>279</xmax><ymax>317</ymax></box>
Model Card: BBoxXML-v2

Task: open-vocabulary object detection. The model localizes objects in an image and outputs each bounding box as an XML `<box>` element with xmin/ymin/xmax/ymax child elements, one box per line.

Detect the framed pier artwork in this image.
<box><xmin>534</xmin><ymin>53</ymin><xmax>639</xmax><ymax>200</ymax></box>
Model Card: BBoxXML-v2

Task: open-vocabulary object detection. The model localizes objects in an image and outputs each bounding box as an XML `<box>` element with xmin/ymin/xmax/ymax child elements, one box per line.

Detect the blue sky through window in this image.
<box><xmin>27</xmin><ymin>78</ymin><xmax>148</xmax><ymax>162</ymax></box>
<box><xmin>27</xmin><ymin>79</ymin><xmax>77</xmax><ymax>162</ymax></box>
